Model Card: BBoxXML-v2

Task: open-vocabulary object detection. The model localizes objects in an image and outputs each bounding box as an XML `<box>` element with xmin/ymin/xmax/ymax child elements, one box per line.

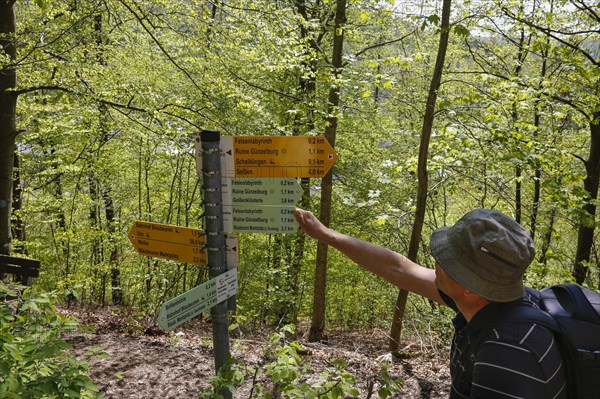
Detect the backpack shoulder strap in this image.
<box><xmin>498</xmin><ymin>302</ymin><xmax>560</xmax><ymax>332</ymax></box>
<box><xmin>541</xmin><ymin>284</ymin><xmax>600</xmax><ymax>324</ymax></box>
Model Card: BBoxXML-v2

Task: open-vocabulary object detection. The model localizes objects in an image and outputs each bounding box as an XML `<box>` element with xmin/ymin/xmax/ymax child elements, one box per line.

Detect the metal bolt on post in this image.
<box><xmin>200</xmin><ymin>130</ymin><xmax>231</xmax><ymax>399</ymax></box>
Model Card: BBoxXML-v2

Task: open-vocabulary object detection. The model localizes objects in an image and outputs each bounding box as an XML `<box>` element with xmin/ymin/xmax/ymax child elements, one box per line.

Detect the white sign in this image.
<box><xmin>225</xmin><ymin>234</ymin><xmax>239</xmax><ymax>270</ymax></box>
<box><xmin>221</xmin><ymin>177</ymin><xmax>302</xmax><ymax>206</ymax></box>
<box><xmin>158</xmin><ymin>268</ymin><xmax>238</xmax><ymax>331</ymax></box>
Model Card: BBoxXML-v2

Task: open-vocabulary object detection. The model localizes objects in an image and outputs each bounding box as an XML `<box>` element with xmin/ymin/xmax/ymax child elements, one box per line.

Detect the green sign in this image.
<box><xmin>158</xmin><ymin>268</ymin><xmax>238</xmax><ymax>331</ymax></box>
<box><xmin>222</xmin><ymin>177</ymin><xmax>302</xmax><ymax>206</ymax></box>
<box><xmin>223</xmin><ymin>205</ymin><xmax>297</xmax><ymax>234</ymax></box>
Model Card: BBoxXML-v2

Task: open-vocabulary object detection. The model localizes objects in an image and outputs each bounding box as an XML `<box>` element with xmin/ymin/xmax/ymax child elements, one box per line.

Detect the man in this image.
<box><xmin>294</xmin><ymin>207</ymin><xmax>567</xmax><ymax>398</ymax></box>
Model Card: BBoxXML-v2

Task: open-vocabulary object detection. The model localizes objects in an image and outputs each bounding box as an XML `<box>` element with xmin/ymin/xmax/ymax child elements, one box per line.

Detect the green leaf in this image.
<box><xmin>453</xmin><ymin>24</ymin><xmax>470</xmax><ymax>37</ymax></box>
<box><xmin>427</xmin><ymin>14</ymin><xmax>439</xmax><ymax>25</ymax></box>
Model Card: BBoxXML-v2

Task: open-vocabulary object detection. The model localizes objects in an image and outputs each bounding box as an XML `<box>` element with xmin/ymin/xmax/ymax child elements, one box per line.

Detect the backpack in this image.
<box><xmin>504</xmin><ymin>284</ymin><xmax>600</xmax><ymax>399</ymax></box>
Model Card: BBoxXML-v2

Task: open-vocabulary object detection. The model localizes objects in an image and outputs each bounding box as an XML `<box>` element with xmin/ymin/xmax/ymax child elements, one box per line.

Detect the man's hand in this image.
<box><xmin>293</xmin><ymin>208</ymin><xmax>334</xmax><ymax>243</ymax></box>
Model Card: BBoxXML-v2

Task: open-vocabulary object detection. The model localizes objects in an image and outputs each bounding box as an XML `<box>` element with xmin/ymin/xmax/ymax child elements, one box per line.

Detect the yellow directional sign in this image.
<box><xmin>220</xmin><ymin>136</ymin><xmax>338</xmax><ymax>178</ymax></box>
<box><xmin>128</xmin><ymin>221</ymin><xmax>207</xmax><ymax>265</ymax></box>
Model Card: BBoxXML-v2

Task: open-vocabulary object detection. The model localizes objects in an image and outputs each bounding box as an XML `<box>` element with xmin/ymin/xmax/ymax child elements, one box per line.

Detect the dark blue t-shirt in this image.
<box><xmin>440</xmin><ymin>288</ymin><xmax>567</xmax><ymax>398</ymax></box>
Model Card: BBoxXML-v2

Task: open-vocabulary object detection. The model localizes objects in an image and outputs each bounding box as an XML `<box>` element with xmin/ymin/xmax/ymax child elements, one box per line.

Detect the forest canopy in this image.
<box><xmin>1</xmin><ymin>0</ymin><xmax>599</xmax><ymax>337</ymax></box>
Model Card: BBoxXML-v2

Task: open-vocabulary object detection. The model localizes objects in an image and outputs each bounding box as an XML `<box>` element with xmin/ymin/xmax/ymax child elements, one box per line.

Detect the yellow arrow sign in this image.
<box><xmin>128</xmin><ymin>221</ymin><xmax>207</xmax><ymax>265</ymax></box>
<box><xmin>221</xmin><ymin>136</ymin><xmax>338</xmax><ymax>178</ymax></box>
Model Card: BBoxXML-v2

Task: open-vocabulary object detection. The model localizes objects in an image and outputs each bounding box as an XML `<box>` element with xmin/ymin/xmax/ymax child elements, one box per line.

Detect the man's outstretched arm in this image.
<box><xmin>294</xmin><ymin>208</ymin><xmax>444</xmax><ymax>305</ymax></box>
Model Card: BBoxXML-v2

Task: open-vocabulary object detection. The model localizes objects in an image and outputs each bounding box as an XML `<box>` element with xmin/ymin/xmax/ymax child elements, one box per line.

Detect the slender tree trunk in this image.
<box><xmin>11</xmin><ymin>152</ymin><xmax>25</xmax><ymax>254</ymax></box>
<box><xmin>573</xmin><ymin>113</ymin><xmax>600</xmax><ymax>284</ymax></box>
<box><xmin>12</xmin><ymin>151</ymin><xmax>29</xmax><ymax>285</ymax></box>
<box><xmin>389</xmin><ymin>0</ymin><xmax>452</xmax><ymax>353</ymax></box>
<box><xmin>530</xmin><ymin>10</ymin><xmax>550</xmax><ymax>239</ymax></box>
<box><xmin>538</xmin><ymin>204</ymin><xmax>557</xmax><ymax>271</ymax></box>
<box><xmin>530</xmin><ymin>168</ymin><xmax>541</xmax><ymax>237</ymax></box>
<box><xmin>89</xmin><ymin>174</ymin><xmax>101</xmax><ymax>264</ymax></box>
<box><xmin>104</xmin><ymin>162</ymin><xmax>121</xmax><ymax>300</ymax></box>
<box><xmin>511</xmin><ymin>10</ymin><xmax>529</xmax><ymax>224</ymax></box>
<box><xmin>92</xmin><ymin>13</ymin><xmax>123</xmax><ymax>303</ymax></box>
<box><xmin>290</xmin><ymin>178</ymin><xmax>310</xmax><ymax>324</ymax></box>
<box><xmin>289</xmin><ymin>0</ymin><xmax>320</xmax><ymax>328</ymax></box>
<box><xmin>48</xmin><ymin>144</ymin><xmax>70</xmax><ymax>273</ymax></box>
<box><xmin>104</xmin><ymin>185</ymin><xmax>122</xmax><ymax>304</ymax></box>
<box><xmin>530</xmin><ymin>88</ymin><xmax>545</xmax><ymax>240</ymax></box>
<box><xmin>309</xmin><ymin>0</ymin><xmax>346</xmax><ymax>342</ymax></box>
<box><xmin>88</xmin><ymin>174</ymin><xmax>106</xmax><ymax>305</ymax></box>
<box><xmin>515</xmin><ymin>164</ymin><xmax>522</xmax><ymax>223</ymax></box>
<box><xmin>0</xmin><ymin>1</ymin><xmax>17</xmax><ymax>257</ymax></box>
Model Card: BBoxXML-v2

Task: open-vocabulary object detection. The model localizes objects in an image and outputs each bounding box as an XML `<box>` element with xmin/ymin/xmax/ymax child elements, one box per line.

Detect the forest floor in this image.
<box><xmin>61</xmin><ymin>306</ymin><xmax>451</xmax><ymax>399</ymax></box>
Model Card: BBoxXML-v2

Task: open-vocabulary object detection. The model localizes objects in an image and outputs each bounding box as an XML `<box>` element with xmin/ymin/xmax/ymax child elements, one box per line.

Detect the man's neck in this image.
<box><xmin>456</xmin><ymin>296</ymin><xmax>490</xmax><ymax>322</ymax></box>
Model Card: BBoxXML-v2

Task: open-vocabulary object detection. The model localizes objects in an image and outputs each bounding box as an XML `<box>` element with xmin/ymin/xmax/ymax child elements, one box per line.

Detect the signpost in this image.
<box><xmin>219</xmin><ymin>135</ymin><xmax>337</xmax><ymax>178</ymax></box>
<box><xmin>131</xmin><ymin>132</ymin><xmax>337</xmax><ymax>398</ymax></box>
<box><xmin>157</xmin><ymin>268</ymin><xmax>238</xmax><ymax>331</ymax></box>
<box><xmin>128</xmin><ymin>221</ymin><xmax>207</xmax><ymax>265</ymax></box>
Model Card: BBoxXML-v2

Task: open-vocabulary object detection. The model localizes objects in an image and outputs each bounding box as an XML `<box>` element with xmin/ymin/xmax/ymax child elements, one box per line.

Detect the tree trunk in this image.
<box><xmin>538</xmin><ymin>204</ymin><xmax>557</xmax><ymax>270</ymax></box>
<box><xmin>88</xmin><ymin>173</ymin><xmax>106</xmax><ymax>305</ymax></box>
<box><xmin>104</xmin><ymin>185</ymin><xmax>123</xmax><ymax>304</ymax></box>
<box><xmin>289</xmin><ymin>0</ymin><xmax>319</xmax><ymax>327</ymax></box>
<box><xmin>11</xmin><ymin>151</ymin><xmax>25</xmax><ymax>254</ymax></box>
<box><xmin>389</xmin><ymin>0</ymin><xmax>452</xmax><ymax>353</ymax></box>
<box><xmin>530</xmin><ymin>23</ymin><xmax>550</xmax><ymax>240</ymax></box>
<box><xmin>530</xmin><ymin>94</ymin><xmax>543</xmax><ymax>239</ymax></box>
<box><xmin>0</xmin><ymin>1</ymin><xmax>17</xmax><ymax>257</ymax></box>
<box><xmin>309</xmin><ymin>0</ymin><xmax>346</xmax><ymax>342</ymax></box>
<box><xmin>511</xmin><ymin>9</ymin><xmax>530</xmax><ymax>225</ymax></box>
<box><xmin>49</xmin><ymin>144</ymin><xmax>69</xmax><ymax>272</ymax></box>
<box><xmin>515</xmin><ymin>164</ymin><xmax>522</xmax><ymax>224</ymax></box>
<box><xmin>573</xmin><ymin>113</ymin><xmax>600</xmax><ymax>284</ymax></box>
<box><xmin>289</xmin><ymin>178</ymin><xmax>310</xmax><ymax>324</ymax></box>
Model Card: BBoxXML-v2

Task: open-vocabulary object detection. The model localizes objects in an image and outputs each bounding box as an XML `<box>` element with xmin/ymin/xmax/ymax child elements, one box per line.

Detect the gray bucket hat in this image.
<box><xmin>430</xmin><ymin>209</ymin><xmax>535</xmax><ymax>302</ymax></box>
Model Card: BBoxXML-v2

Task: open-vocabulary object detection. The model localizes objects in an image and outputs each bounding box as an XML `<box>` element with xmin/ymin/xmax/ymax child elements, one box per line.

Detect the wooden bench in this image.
<box><xmin>0</xmin><ymin>255</ymin><xmax>41</xmax><ymax>286</ymax></box>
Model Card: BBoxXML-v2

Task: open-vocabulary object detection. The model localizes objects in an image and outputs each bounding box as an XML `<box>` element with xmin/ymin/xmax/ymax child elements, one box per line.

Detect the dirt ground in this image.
<box><xmin>63</xmin><ymin>307</ymin><xmax>451</xmax><ymax>399</ymax></box>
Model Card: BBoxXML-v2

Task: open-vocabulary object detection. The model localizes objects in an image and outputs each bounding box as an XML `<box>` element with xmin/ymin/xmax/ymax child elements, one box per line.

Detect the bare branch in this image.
<box><xmin>117</xmin><ymin>0</ymin><xmax>222</xmax><ymax>112</ymax></box>
<box><xmin>353</xmin><ymin>29</ymin><xmax>417</xmax><ymax>60</ymax></box>
<box><xmin>12</xmin><ymin>85</ymin><xmax>74</xmax><ymax>96</ymax></box>
<box><xmin>570</xmin><ymin>0</ymin><xmax>600</xmax><ymax>23</ymax></box>
<box><xmin>12</xmin><ymin>84</ymin><xmax>148</xmax><ymax>114</ymax></box>
<box><xmin>500</xmin><ymin>6</ymin><xmax>600</xmax><ymax>68</ymax></box>
<box><xmin>215</xmin><ymin>55</ymin><xmax>301</xmax><ymax>101</ymax></box>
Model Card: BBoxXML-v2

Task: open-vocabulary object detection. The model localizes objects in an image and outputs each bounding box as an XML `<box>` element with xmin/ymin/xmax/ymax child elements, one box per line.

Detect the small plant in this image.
<box><xmin>366</xmin><ymin>363</ymin><xmax>404</xmax><ymax>399</ymax></box>
<box><xmin>0</xmin><ymin>283</ymin><xmax>104</xmax><ymax>398</ymax></box>
<box><xmin>199</xmin><ymin>324</ymin><xmax>403</xmax><ymax>398</ymax></box>
<box><xmin>198</xmin><ymin>357</ymin><xmax>246</xmax><ymax>399</ymax></box>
